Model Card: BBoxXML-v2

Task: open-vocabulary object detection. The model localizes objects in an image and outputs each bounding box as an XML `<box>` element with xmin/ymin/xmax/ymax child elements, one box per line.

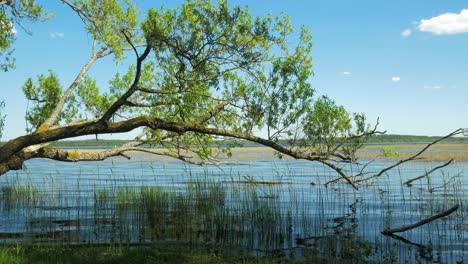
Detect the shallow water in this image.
<box><xmin>0</xmin><ymin>155</ymin><xmax>466</xmax><ymax>263</ymax></box>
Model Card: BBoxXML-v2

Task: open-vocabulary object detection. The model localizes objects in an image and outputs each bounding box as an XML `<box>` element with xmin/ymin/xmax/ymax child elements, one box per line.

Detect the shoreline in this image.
<box><xmin>61</xmin><ymin>144</ymin><xmax>468</xmax><ymax>162</ymax></box>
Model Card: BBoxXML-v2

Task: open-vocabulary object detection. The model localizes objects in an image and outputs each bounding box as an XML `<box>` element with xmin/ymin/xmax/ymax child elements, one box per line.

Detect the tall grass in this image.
<box><xmin>1</xmin><ymin>184</ymin><xmax>42</xmax><ymax>208</ymax></box>
<box><xmin>0</xmin><ymin>160</ymin><xmax>464</xmax><ymax>263</ymax></box>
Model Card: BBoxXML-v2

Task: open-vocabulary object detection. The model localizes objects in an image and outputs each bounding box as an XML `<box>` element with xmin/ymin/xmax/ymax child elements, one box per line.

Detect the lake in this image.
<box><xmin>0</xmin><ymin>153</ymin><xmax>466</xmax><ymax>263</ymax></box>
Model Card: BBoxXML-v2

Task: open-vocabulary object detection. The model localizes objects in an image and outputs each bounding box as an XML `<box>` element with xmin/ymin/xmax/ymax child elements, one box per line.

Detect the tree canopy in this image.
<box><xmin>0</xmin><ymin>0</ymin><xmax>46</xmax><ymax>71</ymax></box>
<box><xmin>0</xmin><ymin>0</ymin><xmax>461</xmax><ymax>188</ymax></box>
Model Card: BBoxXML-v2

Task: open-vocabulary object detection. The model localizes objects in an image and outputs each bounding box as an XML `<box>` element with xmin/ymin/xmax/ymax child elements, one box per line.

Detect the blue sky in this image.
<box><xmin>2</xmin><ymin>0</ymin><xmax>468</xmax><ymax>140</ymax></box>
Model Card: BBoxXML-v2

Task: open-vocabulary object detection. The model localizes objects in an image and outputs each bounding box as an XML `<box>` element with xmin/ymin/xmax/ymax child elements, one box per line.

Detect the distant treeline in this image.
<box><xmin>366</xmin><ymin>134</ymin><xmax>468</xmax><ymax>144</ymax></box>
<box><xmin>1</xmin><ymin>134</ymin><xmax>467</xmax><ymax>148</ymax></box>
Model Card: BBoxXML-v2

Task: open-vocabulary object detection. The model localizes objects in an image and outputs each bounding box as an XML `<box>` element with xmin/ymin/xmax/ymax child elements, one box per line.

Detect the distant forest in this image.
<box><xmin>2</xmin><ymin>134</ymin><xmax>467</xmax><ymax>148</ymax></box>
<box><xmin>365</xmin><ymin>134</ymin><xmax>468</xmax><ymax>144</ymax></box>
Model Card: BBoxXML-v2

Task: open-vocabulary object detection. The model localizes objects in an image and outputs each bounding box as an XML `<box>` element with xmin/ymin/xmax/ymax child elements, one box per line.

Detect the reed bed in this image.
<box><xmin>0</xmin><ymin>158</ymin><xmax>465</xmax><ymax>263</ymax></box>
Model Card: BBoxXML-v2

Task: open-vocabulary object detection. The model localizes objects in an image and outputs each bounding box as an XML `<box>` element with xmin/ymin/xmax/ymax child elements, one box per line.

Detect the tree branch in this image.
<box><xmin>0</xmin><ymin>114</ymin><xmax>347</xmax><ymax>185</ymax></box>
<box><xmin>100</xmin><ymin>45</ymin><xmax>151</xmax><ymax>121</ymax></box>
<box><xmin>195</xmin><ymin>101</ymin><xmax>230</xmax><ymax>124</ymax></box>
<box><xmin>354</xmin><ymin>129</ymin><xmax>463</xmax><ymax>183</ymax></box>
<box><xmin>123</xmin><ymin>100</ymin><xmax>169</xmax><ymax>108</ymax></box>
<box><xmin>326</xmin><ymin>129</ymin><xmax>464</xmax><ymax>186</ymax></box>
<box><xmin>136</xmin><ymin>86</ymin><xmax>177</xmax><ymax>95</ymax></box>
<box><xmin>121</xmin><ymin>29</ymin><xmax>139</xmax><ymax>58</ymax></box>
<box><xmin>404</xmin><ymin>159</ymin><xmax>454</xmax><ymax>187</ymax></box>
<box><xmin>39</xmin><ymin>51</ymin><xmax>98</xmax><ymax>129</ymax></box>
<box><xmin>318</xmin><ymin>160</ymin><xmax>358</xmax><ymax>190</ymax></box>
<box><xmin>382</xmin><ymin>204</ymin><xmax>459</xmax><ymax>235</ymax></box>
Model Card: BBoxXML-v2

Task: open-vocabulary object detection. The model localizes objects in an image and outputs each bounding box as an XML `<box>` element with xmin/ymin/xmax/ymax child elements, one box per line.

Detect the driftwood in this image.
<box><xmin>382</xmin><ymin>204</ymin><xmax>459</xmax><ymax>235</ymax></box>
<box><xmin>404</xmin><ymin>159</ymin><xmax>454</xmax><ymax>187</ymax></box>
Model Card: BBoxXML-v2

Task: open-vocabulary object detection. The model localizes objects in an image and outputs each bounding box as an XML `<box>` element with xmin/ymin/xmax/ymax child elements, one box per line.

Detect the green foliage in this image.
<box><xmin>137</xmin><ymin>1</ymin><xmax>305</xmax><ymax>153</ymax></box>
<box><xmin>381</xmin><ymin>147</ymin><xmax>400</xmax><ymax>158</ymax></box>
<box><xmin>0</xmin><ymin>10</ymin><xmax>15</xmax><ymax>71</ymax></box>
<box><xmin>302</xmin><ymin>96</ymin><xmax>369</xmax><ymax>158</ymax></box>
<box><xmin>136</xmin><ymin>0</ymin><xmax>372</xmax><ymax>159</ymax></box>
<box><xmin>76</xmin><ymin>77</ymin><xmax>111</xmax><ymax>117</ymax></box>
<box><xmin>12</xmin><ymin>0</ymin><xmax>374</xmax><ymax>162</ymax></box>
<box><xmin>22</xmin><ymin>70</ymin><xmax>77</xmax><ymax>132</ymax></box>
<box><xmin>305</xmin><ymin>96</ymin><xmax>352</xmax><ymax>142</ymax></box>
<box><xmin>0</xmin><ymin>0</ymin><xmax>46</xmax><ymax>71</ymax></box>
<box><xmin>70</xmin><ymin>0</ymin><xmax>140</xmax><ymax>59</ymax></box>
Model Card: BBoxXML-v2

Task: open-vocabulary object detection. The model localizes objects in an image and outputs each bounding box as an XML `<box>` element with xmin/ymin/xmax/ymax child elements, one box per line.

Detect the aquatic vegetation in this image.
<box><xmin>0</xmin><ymin>159</ymin><xmax>465</xmax><ymax>263</ymax></box>
<box><xmin>1</xmin><ymin>183</ymin><xmax>42</xmax><ymax>208</ymax></box>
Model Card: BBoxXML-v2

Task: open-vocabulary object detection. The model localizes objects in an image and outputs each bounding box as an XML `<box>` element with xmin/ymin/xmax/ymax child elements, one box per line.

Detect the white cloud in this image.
<box><xmin>401</xmin><ymin>29</ymin><xmax>412</xmax><ymax>38</ymax></box>
<box><xmin>391</xmin><ymin>76</ymin><xmax>401</xmax><ymax>82</ymax></box>
<box><xmin>342</xmin><ymin>71</ymin><xmax>351</xmax><ymax>76</ymax></box>
<box><xmin>418</xmin><ymin>9</ymin><xmax>468</xmax><ymax>35</ymax></box>
<box><xmin>49</xmin><ymin>32</ymin><xmax>64</xmax><ymax>38</ymax></box>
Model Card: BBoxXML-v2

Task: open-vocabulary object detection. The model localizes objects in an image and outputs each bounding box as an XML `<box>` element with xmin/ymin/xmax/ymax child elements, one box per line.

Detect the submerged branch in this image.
<box><xmin>382</xmin><ymin>204</ymin><xmax>459</xmax><ymax>235</ymax></box>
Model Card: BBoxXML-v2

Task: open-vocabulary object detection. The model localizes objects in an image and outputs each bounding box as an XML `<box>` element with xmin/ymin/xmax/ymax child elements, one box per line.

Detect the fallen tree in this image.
<box><xmin>0</xmin><ymin>0</ymin><xmax>462</xmax><ymax>189</ymax></box>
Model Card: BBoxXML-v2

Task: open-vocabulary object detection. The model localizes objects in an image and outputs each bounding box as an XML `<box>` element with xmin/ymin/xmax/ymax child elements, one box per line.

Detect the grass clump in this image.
<box><xmin>1</xmin><ymin>184</ymin><xmax>41</xmax><ymax>207</ymax></box>
<box><xmin>0</xmin><ymin>245</ymin><xmax>311</xmax><ymax>264</ymax></box>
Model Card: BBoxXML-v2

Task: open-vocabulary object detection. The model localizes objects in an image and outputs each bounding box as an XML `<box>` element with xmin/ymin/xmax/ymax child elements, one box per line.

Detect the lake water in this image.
<box><xmin>0</xmin><ymin>154</ymin><xmax>466</xmax><ymax>263</ymax></box>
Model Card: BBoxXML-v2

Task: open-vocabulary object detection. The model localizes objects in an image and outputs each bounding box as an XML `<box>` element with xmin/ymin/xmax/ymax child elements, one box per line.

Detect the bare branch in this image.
<box><xmin>354</xmin><ymin>129</ymin><xmax>463</xmax><ymax>183</ymax></box>
<box><xmin>382</xmin><ymin>204</ymin><xmax>459</xmax><ymax>235</ymax></box>
<box><xmin>318</xmin><ymin>160</ymin><xmax>358</xmax><ymax>190</ymax></box>
<box><xmin>39</xmin><ymin>52</ymin><xmax>98</xmax><ymax>129</ymax></box>
<box><xmin>100</xmin><ymin>45</ymin><xmax>151</xmax><ymax>121</ymax></box>
<box><xmin>324</xmin><ymin>159</ymin><xmax>375</xmax><ymax>187</ymax></box>
<box><xmin>125</xmin><ymin>147</ymin><xmax>212</xmax><ymax>165</ymax></box>
<box><xmin>121</xmin><ymin>29</ymin><xmax>139</xmax><ymax>58</ymax></box>
<box><xmin>404</xmin><ymin>159</ymin><xmax>454</xmax><ymax>187</ymax></box>
<box><xmin>32</xmin><ymin>137</ymin><xmax>147</xmax><ymax>162</ymax></box>
<box><xmin>347</xmin><ymin>118</ymin><xmax>385</xmax><ymax>141</ymax></box>
<box><xmin>60</xmin><ymin>0</ymin><xmax>101</xmax><ymax>39</ymax></box>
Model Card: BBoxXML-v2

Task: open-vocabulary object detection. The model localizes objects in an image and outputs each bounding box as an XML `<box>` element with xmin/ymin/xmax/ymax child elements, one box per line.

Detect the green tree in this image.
<box><xmin>0</xmin><ymin>0</ymin><xmax>459</xmax><ymax>188</ymax></box>
<box><xmin>0</xmin><ymin>0</ymin><xmax>46</xmax><ymax>143</ymax></box>
<box><xmin>0</xmin><ymin>0</ymin><xmax>46</xmax><ymax>71</ymax></box>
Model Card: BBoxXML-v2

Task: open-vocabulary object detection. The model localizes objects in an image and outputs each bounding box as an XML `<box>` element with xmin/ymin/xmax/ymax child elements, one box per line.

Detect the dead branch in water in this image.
<box><xmin>404</xmin><ymin>159</ymin><xmax>454</xmax><ymax>187</ymax></box>
<box><xmin>382</xmin><ymin>204</ymin><xmax>459</xmax><ymax>235</ymax></box>
<box><xmin>324</xmin><ymin>129</ymin><xmax>464</xmax><ymax>187</ymax></box>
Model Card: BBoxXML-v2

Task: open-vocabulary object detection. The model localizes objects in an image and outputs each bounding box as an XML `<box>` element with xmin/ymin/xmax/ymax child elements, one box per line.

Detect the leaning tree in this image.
<box><xmin>0</xmin><ymin>0</ymin><xmax>462</xmax><ymax>189</ymax></box>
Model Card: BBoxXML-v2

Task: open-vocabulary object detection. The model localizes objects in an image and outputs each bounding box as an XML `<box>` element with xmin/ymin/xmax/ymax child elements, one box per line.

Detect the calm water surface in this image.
<box><xmin>0</xmin><ymin>155</ymin><xmax>466</xmax><ymax>263</ymax></box>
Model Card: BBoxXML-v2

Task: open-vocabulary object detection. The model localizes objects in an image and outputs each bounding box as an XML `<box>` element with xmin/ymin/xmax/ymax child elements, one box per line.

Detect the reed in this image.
<box><xmin>0</xmin><ymin>159</ymin><xmax>464</xmax><ymax>263</ymax></box>
<box><xmin>1</xmin><ymin>183</ymin><xmax>42</xmax><ymax>208</ymax></box>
